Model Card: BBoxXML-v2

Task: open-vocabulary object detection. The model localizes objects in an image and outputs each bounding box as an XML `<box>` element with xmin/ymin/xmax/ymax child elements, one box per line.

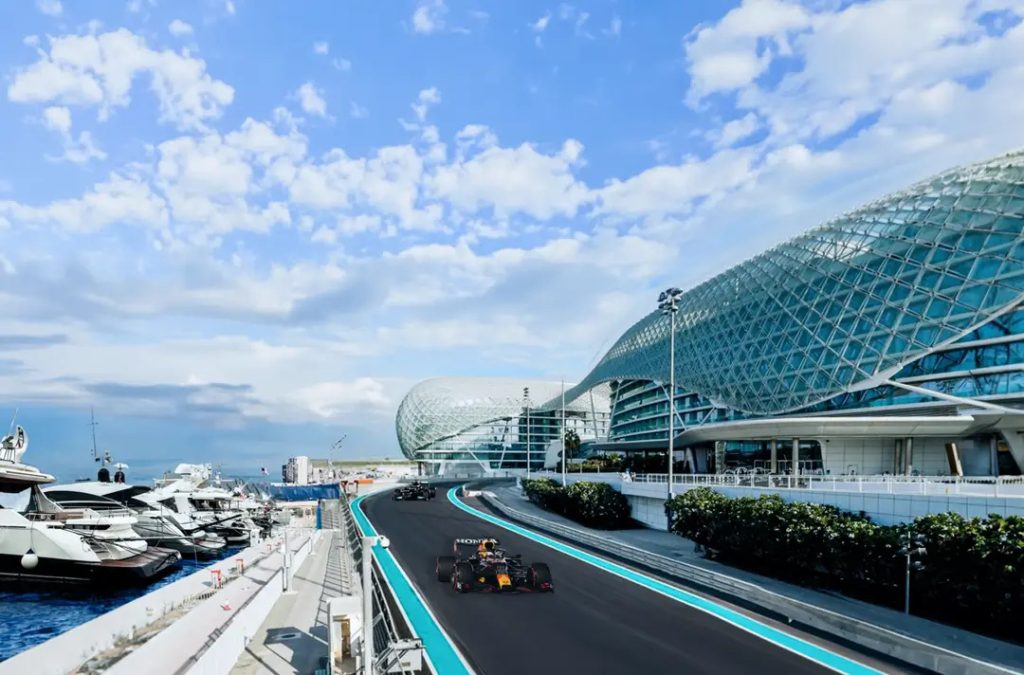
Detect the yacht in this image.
<box><xmin>151</xmin><ymin>464</ymin><xmax>264</xmax><ymax>545</ymax></box>
<box><xmin>44</xmin><ymin>479</ymin><xmax>227</xmax><ymax>558</ymax></box>
<box><xmin>0</xmin><ymin>427</ymin><xmax>181</xmax><ymax>584</ymax></box>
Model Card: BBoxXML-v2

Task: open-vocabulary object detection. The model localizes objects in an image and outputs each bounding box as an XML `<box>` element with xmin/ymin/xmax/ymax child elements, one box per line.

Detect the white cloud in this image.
<box><xmin>532</xmin><ymin>12</ymin><xmax>551</xmax><ymax>32</ymax></box>
<box><xmin>332</xmin><ymin>57</ymin><xmax>352</xmax><ymax>72</ymax></box>
<box><xmin>168</xmin><ymin>19</ymin><xmax>194</xmax><ymax>37</ymax></box>
<box><xmin>36</xmin><ymin>0</ymin><xmax>62</xmax><ymax>16</ymax></box>
<box><xmin>127</xmin><ymin>0</ymin><xmax>155</xmax><ymax>12</ymax></box>
<box><xmin>597</xmin><ymin>148</ymin><xmax>756</xmax><ymax>219</ymax></box>
<box><xmin>296</xmin><ymin>81</ymin><xmax>328</xmax><ymax>118</ymax></box>
<box><xmin>41</xmin><ymin>106</ymin><xmax>106</xmax><ymax>164</ymax></box>
<box><xmin>313</xmin><ymin>41</ymin><xmax>329</xmax><ymax>55</ymax></box>
<box><xmin>429</xmin><ymin>135</ymin><xmax>591</xmax><ymax>219</ymax></box>
<box><xmin>557</xmin><ymin>4</ymin><xmax>594</xmax><ymax>39</ymax></box>
<box><xmin>412</xmin><ymin>0</ymin><xmax>447</xmax><ymax>34</ymax></box>
<box><xmin>712</xmin><ymin>112</ymin><xmax>760</xmax><ymax>148</ymax></box>
<box><xmin>349</xmin><ymin>101</ymin><xmax>368</xmax><ymax>119</ymax></box>
<box><xmin>411</xmin><ymin>87</ymin><xmax>441</xmax><ymax>121</ymax></box>
<box><xmin>7</xmin><ymin>28</ymin><xmax>234</xmax><ymax>131</ymax></box>
<box><xmin>42</xmin><ymin>105</ymin><xmax>72</xmax><ymax>134</ymax></box>
<box><xmin>684</xmin><ymin>0</ymin><xmax>811</xmax><ymax>103</ymax></box>
<box><xmin>603</xmin><ymin>15</ymin><xmax>622</xmax><ymax>38</ymax></box>
<box><xmin>287</xmin><ymin>144</ymin><xmax>439</xmax><ymax>231</ymax></box>
<box><xmin>292</xmin><ymin>378</ymin><xmax>390</xmax><ymax>418</ymax></box>
<box><xmin>0</xmin><ymin>173</ymin><xmax>166</xmax><ymax>233</ymax></box>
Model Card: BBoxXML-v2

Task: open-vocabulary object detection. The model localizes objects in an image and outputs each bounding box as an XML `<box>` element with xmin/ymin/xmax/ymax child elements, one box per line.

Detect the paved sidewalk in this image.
<box><xmin>232</xmin><ymin>531</ymin><xmax>343</xmax><ymax>675</ymax></box>
<box><xmin>486</xmin><ymin>485</ymin><xmax>1024</xmax><ymax>673</ymax></box>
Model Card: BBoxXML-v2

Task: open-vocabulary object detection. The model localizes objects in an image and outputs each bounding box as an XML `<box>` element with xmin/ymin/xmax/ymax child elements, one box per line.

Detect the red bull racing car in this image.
<box><xmin>435</xmin><ymin>538</ymin><xmax>552</xmax><ymax>593</ymax></box>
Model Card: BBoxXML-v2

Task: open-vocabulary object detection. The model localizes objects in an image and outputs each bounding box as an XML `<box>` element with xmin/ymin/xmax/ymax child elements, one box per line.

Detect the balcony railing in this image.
<box><xmin>630</xmin><ymin>472</ymin><xmax>1024</xmax><ymax>498</ymax></box>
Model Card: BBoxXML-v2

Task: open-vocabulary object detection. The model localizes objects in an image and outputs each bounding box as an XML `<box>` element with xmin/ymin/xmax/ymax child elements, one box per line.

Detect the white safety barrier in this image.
<box><xmin>477</xmin><ymin>488</ymin><xmax>1022</xmax><ymax>675</ymax></box>
<box><xmin>181</xmin><ymin>530</ymin><xmax>321</xmax><ymax>675</ymax></box>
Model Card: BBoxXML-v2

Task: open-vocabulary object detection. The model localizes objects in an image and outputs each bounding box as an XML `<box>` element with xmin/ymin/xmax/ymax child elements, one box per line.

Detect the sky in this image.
<box><xmin>1</xmin><ymin>0</ymin><xmax>1023</xmax><ymax>479</ymax></box>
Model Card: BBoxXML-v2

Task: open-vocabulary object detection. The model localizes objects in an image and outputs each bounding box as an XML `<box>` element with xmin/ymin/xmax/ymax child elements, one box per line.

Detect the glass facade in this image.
<box><xmin>395</xmin><ymin>377</ymin><xmax>610</xmax><ymax>473</ymax></box>
<box><xmin>566</xmin><ymin>150</ymin><xmax>1024</xmax><ymax>417</ymax></box>
<box><xmin>398</xmin><ymin>151</ymin><xmax>1024</xmax><ymax>475</ymax></box>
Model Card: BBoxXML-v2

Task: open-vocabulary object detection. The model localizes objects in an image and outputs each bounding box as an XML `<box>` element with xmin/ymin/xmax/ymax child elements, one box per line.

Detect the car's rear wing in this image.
<box><xmin>453</xmin><ymin>537</ymin><xmax>500</xmax><ymax>554</ymax></box>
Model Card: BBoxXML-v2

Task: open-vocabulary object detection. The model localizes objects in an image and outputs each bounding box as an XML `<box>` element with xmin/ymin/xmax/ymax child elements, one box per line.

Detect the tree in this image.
<box><xmin>564</xmin><ymin>428</ymin><xmax>582</xmax><ymax>458</ymax></box>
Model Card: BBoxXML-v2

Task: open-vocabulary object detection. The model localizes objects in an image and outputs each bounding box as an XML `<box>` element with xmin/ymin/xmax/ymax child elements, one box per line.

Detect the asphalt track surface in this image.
<box><xmin>363</xmin><ymin>488</ymin><xmax>865</xmax><ymax>675</ymax></box>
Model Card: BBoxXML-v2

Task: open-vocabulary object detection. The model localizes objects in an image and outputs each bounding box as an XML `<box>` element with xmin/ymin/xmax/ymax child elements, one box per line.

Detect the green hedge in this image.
<box><xmin>521</xmin><ymin>478</ymin><xmax>631</xmax><ymax>529</ymax></box>
<box><xmin>666</xmin><ymin>488</ymin><xmax>1024</xmax><ymax>641</ymax></box>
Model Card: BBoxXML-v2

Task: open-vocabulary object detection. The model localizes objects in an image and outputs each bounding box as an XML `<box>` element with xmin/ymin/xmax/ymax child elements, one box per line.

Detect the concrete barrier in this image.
<box><xmin>478</xmin><ymin>489</ymin><xmax>1022</xmax><ymax>675</ymax></box>
<box><xmin>182</xmin><ymin>531</ymin><xmax>321</xmax><ymax>675</ymax></box>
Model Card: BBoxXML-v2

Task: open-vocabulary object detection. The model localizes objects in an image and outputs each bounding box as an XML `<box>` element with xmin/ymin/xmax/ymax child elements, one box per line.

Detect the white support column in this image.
<box><xmin>990</xmin><ymin>436</ymin><xmax>999</xmax><ymax>476</ymax></box>
<box><xmin>770</xmin><ymin>439</ymin><xmax>778</xmax><ymax>474</ymax></box>
<box><xmin>904</xmin><ymin>437</ymin><xmax>914</xmax><ymax>476</ymax></box>
<box><xmin>792</xmin><ymin>438</ymin><xmax>800</xmax><ymax>476</ymax></box>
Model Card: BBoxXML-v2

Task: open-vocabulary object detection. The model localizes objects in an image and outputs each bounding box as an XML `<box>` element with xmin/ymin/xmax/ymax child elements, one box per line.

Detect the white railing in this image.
<box><xmin>631</xmin><ymin>473</ymin><xmax>1024</xmax><ymax>498</ymax></box>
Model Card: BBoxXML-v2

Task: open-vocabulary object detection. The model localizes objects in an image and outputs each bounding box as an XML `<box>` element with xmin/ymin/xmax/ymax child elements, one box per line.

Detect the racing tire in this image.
<box><xmin>436</xmin><ymin>555</ymin><xmax>455</xmax><ymax>582</ymax></box>
<box><xmin>528</xmin><ymin>562</ymin><xmax>552</xmax><ymax>591</ymax></box>
<box><xmin>453</xmin><ymin>561</ymin><xmax>474</xmax><ymax>593</ymax></box>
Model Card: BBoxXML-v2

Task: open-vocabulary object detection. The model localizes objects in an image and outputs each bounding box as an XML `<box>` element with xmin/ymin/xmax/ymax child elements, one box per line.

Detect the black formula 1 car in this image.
<box><xmin>392</xmin><ymin>481</ymin><xmax>436</xmax><ymax>501</ymax></box>
<box><xmin>435</xmin><ymin>538</ymin><xmax>552</xmax><ymax>593</ymax></box>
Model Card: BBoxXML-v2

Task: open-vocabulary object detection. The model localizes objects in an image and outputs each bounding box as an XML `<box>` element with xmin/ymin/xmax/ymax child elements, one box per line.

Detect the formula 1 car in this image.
<box><xmin>392</xmin><ymin>481</ymin><xmax>436</xmax><ymax>501</ymax></box>
<box><xmin>435</xmin><ymin>538</ymin><xmax>552</xmax><ymax>593</ymax></box>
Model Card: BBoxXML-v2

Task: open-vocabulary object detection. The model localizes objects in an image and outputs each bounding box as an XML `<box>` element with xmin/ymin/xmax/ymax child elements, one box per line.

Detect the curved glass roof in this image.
<box><xmin>396</xmin><ymin>377</ymin><xmax>610</xmax><ymax>459</ymax></box>
<box><xmin>565</xmin><ymin>150</ymin><xmax>1024</xmax><ymax>415</ymax></box>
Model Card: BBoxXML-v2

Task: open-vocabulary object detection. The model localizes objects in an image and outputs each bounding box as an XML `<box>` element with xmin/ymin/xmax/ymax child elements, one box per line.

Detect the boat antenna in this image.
<box><xmin>90</xmin><ymin>408</ymin><xmax>100</xmax><ymax>462</ymax></box>
<box><xmin>8</xmin><ymin>407</ymin><xmax>17</xmax><ymax>434</ymax></box>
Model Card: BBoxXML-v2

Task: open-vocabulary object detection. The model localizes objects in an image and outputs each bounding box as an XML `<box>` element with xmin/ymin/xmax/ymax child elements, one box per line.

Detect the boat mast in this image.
<box><xmin>90</xmin><ymin>407</ymin><xmax>100</xmax><ymax>463</ymax></box>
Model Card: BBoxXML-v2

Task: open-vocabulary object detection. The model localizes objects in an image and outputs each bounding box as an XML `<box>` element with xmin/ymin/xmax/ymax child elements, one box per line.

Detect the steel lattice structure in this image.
<box><xmin>396</xmin><ymin>377</ymin><xmax>610</xmax><ymax>465</ymax></box>
<box><xmin>561</xmin><ymin>150</ymin><xmax>1024</xmax><ymax>416</ymax></box>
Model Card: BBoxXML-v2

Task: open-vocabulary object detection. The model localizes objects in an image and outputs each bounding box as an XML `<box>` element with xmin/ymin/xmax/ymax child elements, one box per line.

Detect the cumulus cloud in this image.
<box><xmin>412</xmin><ymin>0</ymin><xmax>447</xmax><ymax>34</ymax></box>
<box><xmin>7</xmin><ymin>28</ymin><xmax>234</xmax><ymax>131</ymax></box>
<box><xmin>36</xmin><ymin>0</ymin><xmax>62</xmax><ymax>16</ymax></box>
<box><xmin>411</xmin><ymin>87</ymin><xmax>441</xmax><ymax>122</ymax></box>
<box><xmin>0</xmin><ymin>173</ymin><xmax>166</xmax><ymax>233</ymax></box>
<box><xmin>684</xmin><ymin>0</ymin><xmax>810</xmax><ymax>103</ymax></box>
<box><xmin>313</xmin><ymin>40</ymin><xmax>329</xmax><ymax>55</ymax></box>
<box><xmin>296</xmin><ymin>81</ymin><xmax>328</xmax><ymax>118</ymax></box>
<box><xmin>40</xmin><ymin>105</ymin><xmax>106</xmax><ymax>163</ymax></box>
<box><xmin>429</xmin><ymin>135</ymin><xmax>590</xmax><ymax>219</ymax></box>
<box><xmin>168</xmin><ymin>19</ymin><xmax>193</xmax><ymax>36</ymax></box>
<box><xmin>711</xmin><ymin>112</ymin><xmax>760</xmax><ymax>149</ymax></box>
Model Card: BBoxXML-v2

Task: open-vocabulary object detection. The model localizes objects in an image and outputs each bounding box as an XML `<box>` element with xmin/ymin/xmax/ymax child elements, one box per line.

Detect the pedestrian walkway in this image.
<box><xmin>485</xmin><ymin>485</ymin><xmax>1024</xmax><ymax>673</ymax></box>
<box><xmin>231</xmin><ymin>530</ymin><xmax>344</xmax><ymax>675</ymax></box>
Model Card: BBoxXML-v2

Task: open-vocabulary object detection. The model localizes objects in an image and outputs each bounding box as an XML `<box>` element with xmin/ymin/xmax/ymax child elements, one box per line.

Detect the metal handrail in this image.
<box><xmin>628</xmin><ymin>472</ymin><xmax>1024</xmax><ymax>497</ymax></box>
<box><xmin>339</xmin><ymin>499</ymin><xmax>421</xmax><ymax>675</ymax></box>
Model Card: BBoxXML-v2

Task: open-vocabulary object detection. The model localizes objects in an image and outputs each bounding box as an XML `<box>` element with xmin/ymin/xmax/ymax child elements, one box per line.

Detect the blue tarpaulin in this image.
<box><xmin>265</xmin><ymin>483</ymin><xmax>341</xmax><ymax>501</ymax></box>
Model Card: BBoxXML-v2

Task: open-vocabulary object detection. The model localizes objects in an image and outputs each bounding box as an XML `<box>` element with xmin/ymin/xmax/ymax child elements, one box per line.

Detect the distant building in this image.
<box><xmin>284</xmin><ymin>455</ymin><xmax>310</xmax><ymax>485</ymax></box>
<box><xmin>398</xmin><ymin>151</ymin><xmax>1024</xmax><ymax>478</ymax></box>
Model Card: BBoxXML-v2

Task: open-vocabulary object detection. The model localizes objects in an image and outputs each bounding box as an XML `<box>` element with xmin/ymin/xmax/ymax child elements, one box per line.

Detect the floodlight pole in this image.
<box><xmin>668</xmin><ymin>308</ymin><xmax>676</xmax><ymax>498</ymax></box>
<box><xmin>659</xmin><ymin>288</ymin><xmax>682</xmax><ymax>500</ymax></box>
<box><xmin>561</xmin><ymin>380</ymin><xmax>567</xmax><ymax>487</ymax></box>
<box><xmin>524</xmin><ymin>387</ymin><xmax>531</xmax><ymax>480</ymax></box>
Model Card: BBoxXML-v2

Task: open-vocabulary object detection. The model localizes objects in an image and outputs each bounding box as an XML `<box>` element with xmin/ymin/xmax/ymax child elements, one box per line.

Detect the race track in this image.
<box><xmin>362</xmin><ymin>486</ymin><xmax>880</xmax><ymax>675</ymax></box>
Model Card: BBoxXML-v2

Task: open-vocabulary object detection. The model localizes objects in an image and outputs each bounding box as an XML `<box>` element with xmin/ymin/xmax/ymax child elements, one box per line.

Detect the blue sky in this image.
<box><xmin>1</xmin><ymin>0</ymin><xmax>1023</xmax><ymax>479</ymax></box>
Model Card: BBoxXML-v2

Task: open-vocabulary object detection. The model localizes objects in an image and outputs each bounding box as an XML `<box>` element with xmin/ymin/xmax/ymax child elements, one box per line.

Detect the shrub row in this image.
<box><xmin>521</xmin><ymin>478</ymin><xmax>632</xmax><ymax>529</ymax></box>
<box><xmin>666</xmin><ymin>488</ymin><xmax>1024</xmax><ymax>642</ymax></box>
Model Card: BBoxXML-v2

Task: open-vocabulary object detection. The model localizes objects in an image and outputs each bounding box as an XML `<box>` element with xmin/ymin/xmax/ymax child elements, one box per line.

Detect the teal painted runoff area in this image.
<box><xmin>350</xmin><ymin>494</ymin><xmax>474</xmax><ymax>675</ymax></box>
<box><xmin>448</xmin><ymin>487</ymin><xmax>882</xmax><ymax>675</ymax></box>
